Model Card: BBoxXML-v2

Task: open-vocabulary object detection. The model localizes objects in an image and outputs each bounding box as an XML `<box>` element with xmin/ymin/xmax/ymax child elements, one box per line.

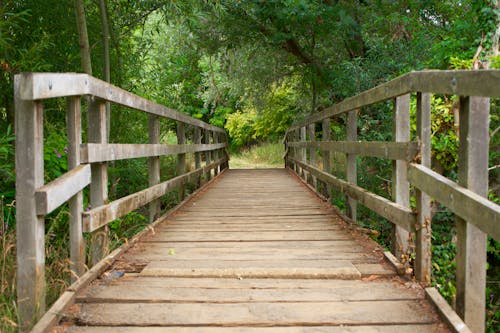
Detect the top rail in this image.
<box><xmin>288</xmin><ymin>70</ymin><xmax>500</xmax><ymax>131</ymax></box>
<box><xmin>16</xmin><ymin>72</ymin><xmax>224</xmax><ymax>133</ymax></box>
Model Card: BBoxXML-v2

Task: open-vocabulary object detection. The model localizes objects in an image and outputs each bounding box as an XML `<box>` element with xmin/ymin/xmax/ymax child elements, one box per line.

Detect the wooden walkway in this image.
<box><xmin>60</xmin><ymin>169</ymin><xmax>449</xmax><ymax>332</ymax></box>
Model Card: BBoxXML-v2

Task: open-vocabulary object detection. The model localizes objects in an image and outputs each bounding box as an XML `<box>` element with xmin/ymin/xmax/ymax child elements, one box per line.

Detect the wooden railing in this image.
<box><xmin>14</xmin><ymin>73</ymin><xmax>229</xmax><ymax>329</ymax></box>
<box><xmin>283</xmin><ymin>70</ymin><xmax>500</xmax><ymax>333</ymax></box>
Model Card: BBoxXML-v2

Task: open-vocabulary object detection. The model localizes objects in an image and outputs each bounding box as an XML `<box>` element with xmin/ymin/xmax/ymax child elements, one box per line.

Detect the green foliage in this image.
<box><xmin>230</xmin><ymin>143</ymin><xmax>284</xmax><ymax>169</ymax></box>
<box><xmin>225</xmin><ymin>109</ymin><xmax>257</xmax><ymax>149</ymax></box>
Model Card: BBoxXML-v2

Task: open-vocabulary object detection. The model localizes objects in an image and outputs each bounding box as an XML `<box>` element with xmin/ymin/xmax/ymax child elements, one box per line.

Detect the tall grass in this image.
<box><xmin>230</xmin><ymin>143</ymin><xmax>284</xmax><ymax>169</ymax></box>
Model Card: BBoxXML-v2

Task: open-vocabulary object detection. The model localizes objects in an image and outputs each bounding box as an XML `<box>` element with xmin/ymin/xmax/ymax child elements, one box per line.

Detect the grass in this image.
<box><xmin>230</xmin><ymin>143</ymin><xmax>284</xmax><ymax>169</ymax></box>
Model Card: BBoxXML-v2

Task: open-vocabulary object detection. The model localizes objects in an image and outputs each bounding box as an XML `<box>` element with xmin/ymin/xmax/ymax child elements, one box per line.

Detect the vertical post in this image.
<box><xmin>308</xmin><ymin>123</ymin><xmax>316</xmax><ymax>187</ymax></box>
<box><xmin>415</xmin><ymin>93</ymin><xmax>432</xmax><ymax>284</ymax></box>
<box><xmin>392</xmin><ymin>94</ymin><xmax>410</xmax><ymax>260</ymax></box>
<box><xmin>204</xmin><ymin>129</ymin><xmax>212</xmax><ymax>181</ymax></box>
<box><xmin>88</xmin><ymin>99</ymin><xmax>109</xmax><ymax>267</ymax></box>
<box><xmin>455</xmin><ymin>96</ymin><xmax>489</xmax><ymax>333</ymax></box>
<box><xmin>148</xmin><ymin>115</ymin><xmax>160</xmax><ymax>222</ymax></box>
<box><xmin>194</xmin><ymin>127</ymin><xmax>202</xmax><ymax>186</ymax></box>
<box><xmin>300</xmin><ymin>126</ymin><xmax>307</xmax><ymax>180</ymax></box>
<box><xmin>67</xmin><ymin>96</ymin><xmax>85</xmax><ymax>282</ymax></box>
<box><xmin>346</xmin><ymin>110</ymin><xmax>357</xmax><ymax>221</ymax></box>
<box><xmin>322</xmin><ymin>118</ymin><xmax>331</xmax><ymax>198</ymax></box>
<box><xmin>176</xmin><ymin>121</ymin><xmax>186</xmax><ymax>200</ymax></box>
<box><xmin>15</xmin><ymin>75</ymin><xmax>45</xmax><ymax>329</ymax></box>
<box><xmin>213</xmin><ymin>132</ymin><xmax>219</xmax><ymax>176</ymax></box>
<box><xmin>293</xmin><ymin>129</ymin><xmax>299</xmax><ymax>174</ymax></box>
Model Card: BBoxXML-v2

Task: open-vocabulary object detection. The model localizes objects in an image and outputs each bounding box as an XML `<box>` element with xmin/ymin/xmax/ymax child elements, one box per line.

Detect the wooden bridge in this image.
<box><xmin>14</xmin><ymin>71</ymin><xmax>500</xmax><ymax>332</ymax></box>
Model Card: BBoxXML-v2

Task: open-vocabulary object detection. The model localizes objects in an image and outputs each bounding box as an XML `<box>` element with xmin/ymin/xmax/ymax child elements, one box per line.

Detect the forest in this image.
<box><xmin>1</xmin><ymin>0</ymin><xmax>500</xmax><ymax>331</ymax></box>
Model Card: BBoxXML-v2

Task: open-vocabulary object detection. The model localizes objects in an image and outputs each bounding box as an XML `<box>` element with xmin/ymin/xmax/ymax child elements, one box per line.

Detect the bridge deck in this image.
<box><xmin>60</xmin><ymin>169</ymin><xmax>449</xmax><ymax>332</ymax></box>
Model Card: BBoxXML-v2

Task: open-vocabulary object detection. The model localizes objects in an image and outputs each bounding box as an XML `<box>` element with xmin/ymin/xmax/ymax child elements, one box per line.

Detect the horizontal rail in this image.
<box><xmin>289</xmin><ymin>70</ymin><xmax>500</xmax><ymax>131</ymax></box>
<box><xmin>16</xmin><ymin>72</ymin><xmax>224</xmax><ymax>133</ymax></box>
<box><xmin>408</xmin><ymin>164</ymin><xmax>500</xmax><ymax>242</ymax></box>
<box><xmin>289</xmin><ymin>158</ymin><xmax>415</xmax><ymax>231</ymax></box>
<box><xmin>35</xmin><ymin>165</ymin><xmax>91</xmax><ymax>215</ymax></box>
<box><xmin>81</xmin><ymin>143</ymin><xmax>226</xmax><ymax>163</ymax></box>
<box><xmin>82</xmin><ymin>158</ymin><xmax>226</xmax><ymax>232</ymax></box>
<box><xmin>287</xmin><ymin>141</ymin><xmax>419</xmax><ymax>161</ymax></box>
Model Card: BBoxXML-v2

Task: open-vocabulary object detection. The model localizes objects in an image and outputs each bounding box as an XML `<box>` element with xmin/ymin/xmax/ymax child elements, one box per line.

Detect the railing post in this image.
<box><xmin>392</xmin><ymin>95</ymin><xmax>410</xmax><ymax>261</ymax></box>
<box><xmin>194</xmin><ymin>127</ymin><xmax>202</xmax><ymax>185</ymax></box>
<box><xmin>300</xmin><ymin>126</ymin><xmax>307</xmax><ymax>180</ymax></box>
<box><xmin>293</xmin><ymin>129</ymin><xmax>299</xmax><ymax>174</ymax></box>
<box><xmin>308</xmin><ymin>123</ymin><xmax>316</xmax><ymax>188</ymax></box>
<box><xmin>415</xmin><ymin>93</ymin><xmax>431</xmax><ymax>284</ymax></box>
<box><xmin>322</xmin><ymin>118</ymin><xmax>331</xmax><ymax>198</ymax></box>
<box><xmin>67</xmin><ymin>96</ymin><xmax>85</xmax><ymax>281</ymax></box>
<box><xmin>15</xmin><ymin>76</ymin><xmax>45</xmax><ymax>330</ymax></box>
<box><xmin>214</xmin><ymin>132</ymin><xmax>219</xmax><ymax>176</ymax></box>
<box><xmin>455</xmin><ymin>96</ymin><xmax>489</xmax><ymax>333</ymax></box>
<box><xmin>88</xmin><ymin>98</ymin><xmax>109</xmax><ymax>267</ymax></box>
<box><xmin>346</xmin><ymin>110</ymin><xmax>357</xmax><ymax>222</ymax></box>
<box><xmin>176</xmin><ymin>121</ymin><xmax>186</xmax><ymax>200</ymax></box>
<box><xmin>148</xmin><ymin>115</ymin><xmax>161</xmax><ymax>222</ymax></box>
<box><xmin>204</xmin><ymin>129</ymin><xmax>211</xmax><ymax>181</ymax></box>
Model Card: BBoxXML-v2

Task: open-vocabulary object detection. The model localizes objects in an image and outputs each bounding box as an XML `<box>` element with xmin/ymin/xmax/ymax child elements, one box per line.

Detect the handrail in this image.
<box><xmin>283</xmin><ymin>69</ymin><xmax>500</xmax><ymax>333</ymax></box>
<box><xmin>14</xmin><ymin>72</ymin><xmax>229</xmax><ymax>331</ymax></box>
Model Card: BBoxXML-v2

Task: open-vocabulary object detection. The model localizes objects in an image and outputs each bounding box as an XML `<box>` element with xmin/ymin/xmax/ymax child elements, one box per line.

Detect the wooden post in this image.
<box><xmin>15</xmin><ymin>76</ymin><xmax>45</xmax><ymax>330</ymax></box>
<box><xmin>176</xmin><ymin>122</ymin><xmax>186</xmax><ymax>200</ymax></box>
<box><xmin>415</xmin><ymin>92</ymin><xmax>432</xmax><ymax>284</ymax></box>
<box><xmin>67</xmin><ymin>96</ymin><xmax>85</xmax><ymax>282</ymax></box>
<box><xmin>148</xmin><ymin>115</ymin><xmax>160</xmax><ymax>222</ymax></box>
<box><xmin>300</xmin><ymin>126</ymin><xmax>307</xmax><ymax>180</ymax></box>
<box><xmin>194</xmin><ymin>127</ymin><xmax>202</xmax><ymax>185</ymax></box>
<box><xmin>88</xmin><ymin>99</ymin><xmax>109</xmax><ymax>267</ymax></box>
<box><xmin>294</xmin><ymin>129</ymin><xmax>300</xmax><ymax>174</ymax></box>
<box><xmin>455</xmin><ymin>96</ymin><xmax>489</xmax><ymax>333</ymax></box>
<box><xmin>204</xmin><ymin>129</ymin><xmax>211</xmax><ymax>181</ymax></box>
<box><xmin>308</xmin><ymin>123</ymin><xmax>316</xmax><ymax>187</ymax></box>
<box><xmin>213</xmin><ymin>132</ymin><xmax>219</xmax><ymax>176</ymax></box>
<box><xmin>322</xmin><ymin>118</ymin><xmax>331</xmax><ymax>198</ymax></box>
<box><xmin>392</xmin><ymin>94</ymin><xmax>410</xmax><ymax>261</ymax></box>
<box><xmin>346</xmin><ymin>110</ymin><xmax>357</xmax><ymax>222</ymax></box>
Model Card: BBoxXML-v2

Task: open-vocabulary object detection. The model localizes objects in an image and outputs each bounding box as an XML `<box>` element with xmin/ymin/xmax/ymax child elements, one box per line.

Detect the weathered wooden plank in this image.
<box><xmin>290</xmin><ymin>158</ymin><xmax>415</xmax><ymax>231</ymax></box>
<box><xmin>77</xmin><ymin>301</ymin><xmax>438</xmax><ymax>326</ymax></box>
<box><xmin>287</xmin><ymin>70</ymin><xmax>500</xmax><ymax>131</ymax></box>
<box><xmin>81</xmin><ymin>143</ymin><xmax>225</xmax><ymax>163</ymax></box>
<box><xmin>148</xmin><ymin>115</ymin><xmax>160</xmax><ymax>223</ymax></box>
<box><xmin>35</xmin><ymin>164</ymin><xmax>91</xmax><ymax>215</ymax></box>
<box><xmin>415</xmin><ymin>92</ymin><xmax>432</xmax><ymax>284</ymax></box>
<box><xmin>65</xmin><ymin>325</ymin><xmax>447</xmax><ymax>333</ymax></box>
<box><xmin>139</xmin><ymin>240</ymin><xmax>363</xmax><ymax>249</ymax></box>
<box><xmin>79</xmin><ymin>283</ymin><xmax>422</xmax><ymax>303</ymax></box>
<box><xmin>15</xmin><ymin>78</ymin><xmax>45</xmax><ymax>330</ymax></box>
<box><xmin>321</xmin><ymin>118</ymin><xmax>332</xmax><ymax>198</ymax></box>
<box><xmin>176</xmin><ymin>122</ymin><xmax>186</xmax><ymax>200</ymax></box>
<box><xmin>67</xmin><ymin>96</ymin><xmax>85</xmax><ymax>281</ymax></box>
<box><xmin>407</xmin><ymin>164</ymin><xmax>500</xmax><ymax>242</ymax></box>
<box><xmin>82</xmin><ymin>159</ymin><xmax>226</xmax><ymax>232</ymax></box>
<box><xmin>30</xmin><ymin>291</ymin><xmax>75</xmax><ymax>333</ymax></box>
<box><xmin>426</xmin><ymin>288</ymin><xmax>472</xmax><ymax>333</ymax></box>
<box><xmin>392</xmin><ymin>94</ymin><xmax>411</xmax><ymax>260</ymax></box>
<box><xmin>455</xmin><ymin>96</ymin><xmax>489</xmax><ymax>333</ymax></box>
<box><xmin>346</xmin><ymin>110</ymin><xmax>357</xmax><ymax>221</ymax></box>
<box><xmin>17</xmin><ymin>72</ymin><xmax>225</xmax><ymax>133</ymax></box>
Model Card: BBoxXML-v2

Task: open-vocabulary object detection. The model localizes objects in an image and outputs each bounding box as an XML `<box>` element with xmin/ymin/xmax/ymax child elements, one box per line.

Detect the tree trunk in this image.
<box><xmin>98</xmin><ymin>0</ymin><xmax>111</xmax><ymax>140</ymax></box>
<box><xmin>74</xmin><ymin>0</ymin><xmax>92</xmax><ymax>75</ymax></box>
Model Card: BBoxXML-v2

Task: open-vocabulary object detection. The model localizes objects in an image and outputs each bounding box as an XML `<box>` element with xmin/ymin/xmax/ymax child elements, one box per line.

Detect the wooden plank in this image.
<box><xmin>82</xmin><ymin>159</ymin><xmax>225</xmax><ymax>232</ymax></box>
<box><xmin>17</xmin><ymin>72</ymin><xmax>225</xmax><ymax>133</ymax></box>
<box><xmin>81</xmin><ymin>143</ymin><xmax>225</xmax><ymax>163</ymax></box>
<box><xmin>392</xmin><ymin>94</ymin><xmax>411</xmax><ymax>260</ymax></box>
<box><xmin>76</xmin><ymin>301</ymin><xmax>438</xmax><ymax>326</ymax></box>
<box><xmin>30</xmin><ymin>291</ymin><xmax>75</xmax><ymax>333</ymax></box>
<box><xmin>290</xmin><ymin>158</ymin><xmax>415</xmax><ymax>231</ymax></box>
<box><xmin>415</xmin><ymin>92</ymin><xmax>432</xmax><ymax>284</ymax></box>
<box><xmin>426</xmin><ymin>288</ymin><xmax>472</xmax><ymax>333</ymax></box>
<box><xmin>67</xmin><ymin>96</ymin><xmax>85</xmax><ymax>281</ymax></box>
<box><xmin>346</xmin><ymin>110</ymin><xmax>357</xmax><ymax>221</ymax></box>
<box><xmin>321</xmin><ymin>118</ymin><xmax>332</xmax><ymax>198</ymax></box>
<box><xmin>408</xmin><ymin>164</ymin><xmax>500</xmax><ymax>242</ymax></box>
<box><xmin>35</xmin><ymin>164</ymin><xmax>91</xmax><ymax>215</ymax></box>
<box><xmin>148</xmin><ymin>115</ymin><xmax>161</xmax><ymax>222</ymax></box>
<box><xmin>15</xmin><ymin>77</ymin><xmax>45</xmax><ymax>330</ymax></box>
<box><xmin>204</xmin><ymin>129</ymin><xmax>212</xmax><ymax>181</ymax></box>
<box><xmin>176</xmin><ymin>122</ymin><xmax>186</xmax><ymax>200</ymax></box>
<box><xmin>139</xmin><ymin>240</ymin><xmax>363</xmax><ymax>249</ymax></box>
<box><xmin>65</xmin><ymin>325</ymin><xmax>447</xmax><ymax>333</ymax></box>
<box><xmin>287</xmin><ymin>70</ymin><xmax>500</xmax><ymax>131</ymax></box>
<box><xmin>287</xmin><ymin>141</ymin><xmax>418</xmax><ymax>161</ymax></box>
<box><xmin>79</xmin><ymin>283</ymin><xmax>422</xmax><ymax>303</ymax></box>
<box><xmin>455</xmin><ymin>96</ymin><xmax>489</xmax><ymax>333</ymax></box>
